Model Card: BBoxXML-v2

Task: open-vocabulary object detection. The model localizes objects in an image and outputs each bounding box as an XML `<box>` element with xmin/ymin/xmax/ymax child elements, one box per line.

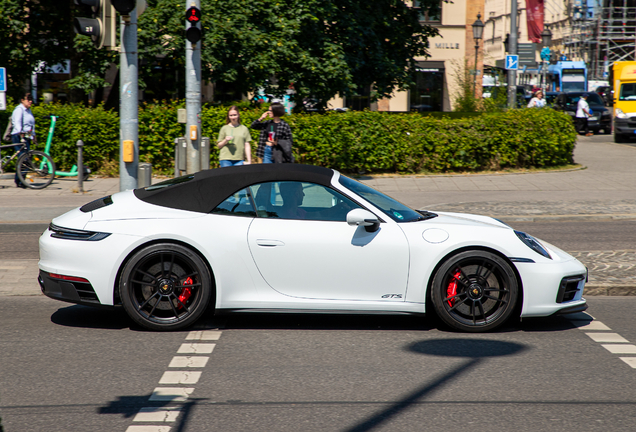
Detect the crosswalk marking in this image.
<box><xmin>586</xmin><ymin>332</ymin><xmax>629</xmax><ymax>343</ymax></box>
<box><xmin>148</xmin><ymin>387</ymin><xmax>195</xmax><ymax>402</ymax></box>
<box><xmin>186</xmin><ymin>330</ymin><xmax>222</xmax><ymax>340</ymax></box>
<box><xmin>619</xmin><ymin>357</ymin><xmax>636</xmax><ymax>368</ymax></box>
<box><xmin>177</xmin><ymin>342</ymin><xmax>215</xmax><ymax>354</ymax></box>
<box><xmin>159</xmin><ymin>371</ymin><xmax>202</xmax><ymax>385</ymax></box>
<box><xmin>133</xmin><ymin>407</ymin><xmax>182</xmax><ymax>422</ymax></box>
<box><xmin>168</xmin><ymin>356</ymin><xmax>209</xmax><ymax>368</ymax></box>
<box><xmin>601</xmin><ymin>344</ymin><xmax>636</xmax><ymax>354</ymax></box>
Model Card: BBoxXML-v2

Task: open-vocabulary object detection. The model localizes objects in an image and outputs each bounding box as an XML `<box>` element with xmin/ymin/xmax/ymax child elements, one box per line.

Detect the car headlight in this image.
<box><xmin>514</xmin><ymin>231</ymin><xmax>551</xmax><ymax>259</ymax></box>
<box><xmin>49</xmin><ymin>223</ymin><xmax>111</xmax><ymax>241</ymax></box>
<box><xmin>615</xmin><ymin>108</ymin><xmax>627</xmax><ymax>119</ymax></box>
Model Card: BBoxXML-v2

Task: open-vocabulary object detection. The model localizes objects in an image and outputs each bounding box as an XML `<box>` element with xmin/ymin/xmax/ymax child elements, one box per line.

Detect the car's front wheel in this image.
<box><xmin>120</xmin><ymin>243</ymin><xmax>213</xmax><ymax>331</ymax></box>
<box><xmin>431</xmin><ymin>250</ymin><xmax>518</xmax><ymax>332</ymax></box>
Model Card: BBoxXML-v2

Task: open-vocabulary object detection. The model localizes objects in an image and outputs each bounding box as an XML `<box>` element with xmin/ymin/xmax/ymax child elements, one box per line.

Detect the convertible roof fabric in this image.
<box><xmin>134</xmin><ymin>164</ymin><xmax>335</xmax><ymax>213</ymax></box>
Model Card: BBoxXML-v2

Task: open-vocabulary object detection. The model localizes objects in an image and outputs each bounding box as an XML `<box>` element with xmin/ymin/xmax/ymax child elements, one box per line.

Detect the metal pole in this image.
<box><xmin>185</xmin><ymin>0</ymin><xmax>202</xmax><ymax>174</ymax></box>
<box><xmin>507</xmin><ymin>0</ymin><xmax>518</xmax><ymax>109</ymax></box>
<box><xmin>474</xmin><ymin>42</ymin><xmax>479</xmax><ymax>98</ymax></box>
<box><xmin>77</xmin><ymin>140</ymin><xmax>84</xmax><ymax>193</ymax></box>
<box><xmin>119</xmin><ymin>9</ymin><xmax>139</xmax><ymax>191</ymax></box>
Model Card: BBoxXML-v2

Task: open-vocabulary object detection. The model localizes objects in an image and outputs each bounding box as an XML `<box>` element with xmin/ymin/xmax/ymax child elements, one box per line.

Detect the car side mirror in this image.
<box><xmin>346</xmin><ymin>209</ymin><xmax>380</xmax><ymax>232</ymax></box>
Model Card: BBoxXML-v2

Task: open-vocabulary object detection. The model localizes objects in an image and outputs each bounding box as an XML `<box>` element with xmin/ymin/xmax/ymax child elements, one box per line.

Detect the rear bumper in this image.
<box><xmin>39</xmin><ymin>270</ymin><xmax>103</xmax><ymax>307</ymax></box>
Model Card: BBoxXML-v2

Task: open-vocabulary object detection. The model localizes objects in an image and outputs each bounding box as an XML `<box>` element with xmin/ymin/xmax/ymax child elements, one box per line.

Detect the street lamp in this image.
<box><xmin>540</xmin><ymin>28</ymin><xmax>552</xmax><ymax>92</ymax></box>
<box><xmin>472</xmin><ymin>13</ymin><xmax>485</xmax><ymax>98</ymax></box>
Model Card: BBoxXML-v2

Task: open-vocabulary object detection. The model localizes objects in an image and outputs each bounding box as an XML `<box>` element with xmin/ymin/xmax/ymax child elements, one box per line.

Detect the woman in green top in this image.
<box><xmin>217</xmin><ymin>106</ymin><xmax>252</xmax><ymax>167</ymax></box>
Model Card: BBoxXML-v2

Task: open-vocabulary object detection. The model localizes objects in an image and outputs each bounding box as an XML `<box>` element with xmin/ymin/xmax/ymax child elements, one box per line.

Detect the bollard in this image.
<box><xmin>77</xmin><ymin>140</ymin><xmax>84</xmax><ymax>193</ymax></box>
<box><xmin>201</xmin><ymin>137</ymin><xmax>210</xmax><ymax>170</ymax></box>
<box><xmin>138</xmin><ymin>162</ymin><xmax>152</xmax><ymax>188</ymax></box>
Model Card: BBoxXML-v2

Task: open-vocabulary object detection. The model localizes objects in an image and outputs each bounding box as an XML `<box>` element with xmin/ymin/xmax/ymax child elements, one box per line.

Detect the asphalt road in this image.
<box><xmin>1</xmin><ymin>296</ymin><xmax>635</xmax><ymax>431</ymax></box>
<box><xmin>3</xmin><ymin>220</ymin><xmax>636</xmax><ymax>260</ymax></box>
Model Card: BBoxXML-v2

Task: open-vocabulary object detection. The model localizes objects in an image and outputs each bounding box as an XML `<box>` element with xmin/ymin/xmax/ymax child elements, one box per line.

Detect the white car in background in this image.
<box><xmin>39</xmin><ymin>164</ymin><xmax>588</xmax><ymax>332</ymax></box>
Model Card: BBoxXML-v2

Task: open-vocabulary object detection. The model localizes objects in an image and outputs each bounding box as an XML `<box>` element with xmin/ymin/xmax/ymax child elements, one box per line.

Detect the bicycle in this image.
<box><xmin>0</xmin><ymin>138</ymin><xmax>56</xmax><ymax>189</ymax></box>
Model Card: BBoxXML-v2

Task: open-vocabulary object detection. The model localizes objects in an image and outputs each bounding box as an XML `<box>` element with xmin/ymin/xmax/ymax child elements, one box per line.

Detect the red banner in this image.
<box><xmin>526</xmin><ymin>0</ymin><xmax>544</xmax><ymax>43</ymax></box>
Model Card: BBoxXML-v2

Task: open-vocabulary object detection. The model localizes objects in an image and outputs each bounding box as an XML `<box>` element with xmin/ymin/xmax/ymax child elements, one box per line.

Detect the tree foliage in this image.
<box><xmin>1</xmin><ymin>0</ymin><xmax>440</xmax><ymax>106</ymax></box>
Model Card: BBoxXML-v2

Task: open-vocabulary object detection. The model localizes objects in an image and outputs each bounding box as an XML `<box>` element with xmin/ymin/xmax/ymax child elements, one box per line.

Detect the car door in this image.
<box><xmin>246</xmin><ymin>181</ymin><xmax>410</xmax><ymax>302</ymax></box>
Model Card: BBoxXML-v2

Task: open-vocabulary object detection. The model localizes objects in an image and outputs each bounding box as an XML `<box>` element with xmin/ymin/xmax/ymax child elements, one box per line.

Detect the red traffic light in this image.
<box><xmin>186</xmin><ymin>6</ymin><xmax>201</xmax><ymax>23</ymax></box>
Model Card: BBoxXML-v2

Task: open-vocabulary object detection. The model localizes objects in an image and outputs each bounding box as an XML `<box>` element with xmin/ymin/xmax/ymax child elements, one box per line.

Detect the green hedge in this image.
<box><xmin>0</xmin><ymin>101</ymin><xmax>576</xmax><ymax>175</ymax></box>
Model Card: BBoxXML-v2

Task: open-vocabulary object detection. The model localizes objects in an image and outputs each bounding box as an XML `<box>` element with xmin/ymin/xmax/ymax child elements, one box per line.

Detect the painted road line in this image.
<box><xmin>168</xmin><ymin>356</ymin><xmax>209</xmax><ymax>368</ymax></box>
<box><xmin>571</xmin><ymin>320</ymin><xmax>611</xmax><ymax>331</ymax></box>
<box><xmin>149</xmin><ymin>387</ymin><xmax>195</xmax><ymax>402</ymax></box>
<box><xmin>186</xmin><ymin>330</ymin><xmax>222</xmax><ymax>340</ymax></box>
<box><xmin>177</xmin><ymin>343</ymin><xmax>215</xmax><ymax>354</ymax></box>
<box><xmin>126</xmin><ymin>426</ymin><xmax>171</xmax><ymax>432</ymax></box>
<box><xmin>586</xmin><ymin>333</ymin><xmax>630</xmax><ymax>343</ymax></box>
<box><xmin>159</xmin><ymin>371</ymin><xmax>202</xmax><ymax>385</ymax></box>
<box><xmin>601</xmin><ymin>344</ymin><xmax>636</xmax><ymax>354</ymax></box>
<box><xmin>133</xmin><ymin>407</ymin><xmax>182</xmax><ymax>422</ymax></box>
<box><xmin>619</xmin><ymin>358</ymin><xmax>636</xmax><ymax>368</ymax></box>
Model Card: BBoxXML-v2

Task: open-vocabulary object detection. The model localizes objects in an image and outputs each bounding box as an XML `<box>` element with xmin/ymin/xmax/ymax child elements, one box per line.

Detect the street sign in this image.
<box><xmin>505</xmin><ymin>55</ymin><xmax>519</xmax><ymax>70</ymax></box>
<box><xmin>0</xmin><ymin>68</ymin><xmax>6</xmax><ymax>92</ymax></box>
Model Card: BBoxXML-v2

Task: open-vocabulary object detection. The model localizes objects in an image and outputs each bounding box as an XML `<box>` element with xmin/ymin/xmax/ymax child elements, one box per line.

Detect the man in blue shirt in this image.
<box><xmin>10</xmin><ymin>93</ymin><xmax>36</xmax><ymax>188</ymax></box>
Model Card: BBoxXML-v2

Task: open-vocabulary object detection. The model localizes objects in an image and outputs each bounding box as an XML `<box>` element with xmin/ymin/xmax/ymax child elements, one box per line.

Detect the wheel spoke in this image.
<box><xmin>136</xmin><ymin>268</ymin><xmax>158</xmax><ymax>282</ymax></box>
<box><xmin>131</xmin><ymin>278</ymin><xmax>153</xmax><ymax>286</ymax></box>
<box><xmin>175</xmin><ymin>296</ymin><xmax>190</xmax><ymax>312</ymax></box>
<box><xmin>146</xmin><ymin>295</ymin><xmax>161</xmax><ymax>317</ymax></box>
<box><xmin>456</xmin><ymin>267</ymin><xmax>472</xmax><ymax>287</ymax></box>
<box><xmin>180</xmin><ymin>271</ymin><xmax>199</xmax><ymax>281</ymax></box>
<box><xmin>471</xmin><ymin>302</ymin><xmax>476</xmax><ymax>325</ymax></box>
<box><xmin>168</xmin><ymin>295</ymin><xmax>181</xmax><ymax>318</ymax></box>
<box><xmin>476</xmin><ymin>300</ymin><xmax>487</xmax><ymax>324</ymax></box>
<box><xmin>448</xmin><ymin>296</ymin><xmax>469</xmax><ymax>312</ymax></box>
<box><xmin>139</xmin><ymin>291</ymin><xmax>160</xmax><ymax>310</ymax></box>
<box><xmin>483</xmin><ymin>294</ymin><xmax>508</xmax><ymax>303</ymax></box>
<box><xmin>167</xmin><ymin>253</ymin><xmax>175</xmax><ymax>278</ymax></box>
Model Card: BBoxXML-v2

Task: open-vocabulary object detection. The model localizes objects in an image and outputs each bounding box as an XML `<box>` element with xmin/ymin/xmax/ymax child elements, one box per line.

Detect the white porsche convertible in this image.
<box><xmin>39</xmin><ymin>164</ymin><xmax>587</xmax><ymax>332</ymax></box>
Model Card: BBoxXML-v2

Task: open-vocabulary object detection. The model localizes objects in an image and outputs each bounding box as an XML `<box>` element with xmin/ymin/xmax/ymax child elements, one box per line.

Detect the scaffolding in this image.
<box><xmin>597</xmin><ymin>0</ymin><xmax>636</xmax><ymax>78</ymax></box>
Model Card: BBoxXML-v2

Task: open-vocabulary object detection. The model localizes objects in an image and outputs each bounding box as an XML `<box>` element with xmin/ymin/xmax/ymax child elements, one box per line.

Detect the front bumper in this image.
<box><xmin>614</xmin><ymin>117</ymin><xmax>636</xmax><ymax>135</ymax></box>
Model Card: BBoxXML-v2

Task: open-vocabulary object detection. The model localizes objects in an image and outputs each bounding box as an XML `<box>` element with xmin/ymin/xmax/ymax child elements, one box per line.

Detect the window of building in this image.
<box><xmin>414</xmin><ymin>0</ymin><xmax>441</xmax><ymax>22</ymax></box>
<box><xmin>410</xmin><ymin>66</ymin><xmax>444</xmax><ymax>112</ymax></box>
<box><xmin>345</xmin><ymin>86</ymin><xmax>371</xmax><ymax>111</ymax></box>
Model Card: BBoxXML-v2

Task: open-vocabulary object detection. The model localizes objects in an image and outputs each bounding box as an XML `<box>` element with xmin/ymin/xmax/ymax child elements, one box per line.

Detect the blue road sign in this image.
<box><xmin>505</xmin><ymin>55</ymin><xmax>519</xmax><ymax>71</ymax></box>
<box><xmin>0</xmin><ymin>68</ymin><xmax>6</xmax><ymax>92</ymax></box>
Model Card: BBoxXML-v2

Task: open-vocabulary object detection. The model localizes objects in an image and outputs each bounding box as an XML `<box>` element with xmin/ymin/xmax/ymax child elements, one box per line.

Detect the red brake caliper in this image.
<box><xmin>447</xmin><ymin>270</ymin><xmax>461</xmax><ymax>307</ymax></box>
<box><xmin>177</xmin><ymin>276</ymin><xmax>193</xmax><ymax>308</ymax></box>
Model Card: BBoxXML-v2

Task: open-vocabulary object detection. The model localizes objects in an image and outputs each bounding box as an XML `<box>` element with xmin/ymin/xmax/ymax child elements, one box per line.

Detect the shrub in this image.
<box><xmin>0</xmin><ymin>101</ymin><xmax>575</xmax><ymax>175</ymax></box>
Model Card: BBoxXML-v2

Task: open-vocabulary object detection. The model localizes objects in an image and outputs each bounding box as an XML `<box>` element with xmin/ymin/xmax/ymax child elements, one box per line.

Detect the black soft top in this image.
<box><xmin>134</xmin><ymin>164</ymin><xmax>335</xmax><ymax>213</ymax></box>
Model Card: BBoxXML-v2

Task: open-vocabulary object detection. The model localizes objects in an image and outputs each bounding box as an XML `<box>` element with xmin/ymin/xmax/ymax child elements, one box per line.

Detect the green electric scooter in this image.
<box><xmin>42</xmin><ymin>115</ymin><xmax>90</xmax><ymax>179</ymax></box>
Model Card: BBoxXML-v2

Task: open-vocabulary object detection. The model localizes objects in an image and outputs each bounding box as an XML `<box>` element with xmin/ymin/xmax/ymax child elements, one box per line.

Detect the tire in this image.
<box><xmin>614</xmin><ymin>133</ymin><xmax>627</xmax><ymax>143</ymax></box>
<box><xmin>120</xmin><ymin>243</ymin><xmax>213</xmax><ymax>331</ymax></box>
<box><xmin>431</xmin><ymin>250</ymin><xmax>518</xmax><ymax>332</ymax></box>
<box><xmin>17</xmin><ymin>150</ymin><xmax>55</xmax><ymax>189</ymax></box>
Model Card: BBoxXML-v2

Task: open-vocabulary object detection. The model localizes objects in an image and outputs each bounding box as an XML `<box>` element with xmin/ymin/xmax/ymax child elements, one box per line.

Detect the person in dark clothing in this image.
<box><xmin>250</xmin><ymin>102</ymin><xmax>293</xmax><ymax>163</ymax></box>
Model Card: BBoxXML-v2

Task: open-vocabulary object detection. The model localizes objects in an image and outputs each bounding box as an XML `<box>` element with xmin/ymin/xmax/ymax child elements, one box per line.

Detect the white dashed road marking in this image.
<box><xmin>127</xmin><ymin>329</ymin><xmax>221</xmax><ymax>431</ymax></box>
<box><xmin>586</xmin><ymin>332</ymin><xmax>630</xmax><ymax>343</ymax></box>
<box><xmin>569</xmin><ymin>313</ymin><xmax>636</xmax><ymax>369</ymax></box>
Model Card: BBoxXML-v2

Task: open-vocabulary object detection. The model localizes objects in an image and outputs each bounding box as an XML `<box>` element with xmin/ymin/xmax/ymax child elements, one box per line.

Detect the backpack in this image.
<box><xmin>2</xmin><ymin>119</ymin><xmax>11</xmax><ymax>142</ymax></box>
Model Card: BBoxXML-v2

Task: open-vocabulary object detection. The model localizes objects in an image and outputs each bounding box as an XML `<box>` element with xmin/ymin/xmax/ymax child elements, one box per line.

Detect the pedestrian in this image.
<box><xmin>575</xmin><ymin>93</ymin><xmax>593</xmax><ymax>136</ymax></box>
<box><xmin>527</xmin><ymin>90</ymin><xmax>546</xmax><ymax>108</ymax></box>
<box><xmin>250</xmin><ymin>102</ymin><xmax>294</xmax><ymax>163</ymax></box>
<box><xmin>10</xmin><ymin>93</ymin><xmax>36</xmax><ymax>188</ymax></box>
<box><xmin>216</xmin><ymin>105</ymin><xmax>252</xmax><ymax>167</ymax></box>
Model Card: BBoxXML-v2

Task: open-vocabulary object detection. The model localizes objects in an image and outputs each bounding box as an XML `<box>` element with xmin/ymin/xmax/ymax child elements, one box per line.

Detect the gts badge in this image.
<box><xmin>382</xmin><ymin>294</ymin><xmax>402</xmax><ymax>299</ymax></box>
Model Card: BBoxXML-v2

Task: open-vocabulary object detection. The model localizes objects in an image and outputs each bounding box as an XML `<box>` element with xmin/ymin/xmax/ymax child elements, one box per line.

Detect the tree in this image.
<box><xmin>199</xmin><ymin>0</ymin><xmax>439</xmax><ymax>107</ymax></box>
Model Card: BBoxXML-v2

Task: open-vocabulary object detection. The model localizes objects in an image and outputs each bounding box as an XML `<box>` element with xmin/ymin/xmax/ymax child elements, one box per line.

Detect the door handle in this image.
<box><xmin>255</xmin><ymin>239</ymin><xmax>285</xmax><ymax>247</ymax></box>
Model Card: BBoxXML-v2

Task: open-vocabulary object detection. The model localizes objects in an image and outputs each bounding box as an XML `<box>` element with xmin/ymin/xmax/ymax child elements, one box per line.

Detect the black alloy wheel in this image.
<box><xmin>120</xmin><ymin>243</ymin><xmax>213</xmax><ymax>331</ymax></box>
<box><xmin>431</xmin><ymin>250</ymin><xmax>518</xmax><ymax>332</ymax></box>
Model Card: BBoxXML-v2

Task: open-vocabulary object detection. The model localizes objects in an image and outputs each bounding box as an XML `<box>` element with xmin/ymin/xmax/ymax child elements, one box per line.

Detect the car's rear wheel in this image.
<box><xmin>120</xmin><ymin>243</ymin><xmax>213</xmax><ymax>331</ymax></box>
<box><xmin>431</xmin><ymin>250</ymin><xmax>518</xmax><ymax>332</ymax></box>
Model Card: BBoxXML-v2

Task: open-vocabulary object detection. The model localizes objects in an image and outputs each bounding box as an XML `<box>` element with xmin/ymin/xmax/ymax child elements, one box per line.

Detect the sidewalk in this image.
<box><xmin>1</xmin><ymin>135</ymin><xmax>635</xmax><ymax>296</ymax></box>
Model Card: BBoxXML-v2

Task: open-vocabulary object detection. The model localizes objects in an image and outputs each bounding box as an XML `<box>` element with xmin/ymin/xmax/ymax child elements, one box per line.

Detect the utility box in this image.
<box><xmin>177</xmin><ymin>109</ymin><xmax>186</xmax><ymax>123</ymax></box>
<box><xmin>201</xmin><ymin>137</ymin><xmax>210</xmax><ymax>170</ymax></box>
<box><xmin>175</xmin><ymin>137</ymin><xmax>187</xmax><ymax>177</ymax></box>
<box><xmin>138</xmin><ymin>163</ymin><xmax>152</xmax><ymax>188</ymax></box>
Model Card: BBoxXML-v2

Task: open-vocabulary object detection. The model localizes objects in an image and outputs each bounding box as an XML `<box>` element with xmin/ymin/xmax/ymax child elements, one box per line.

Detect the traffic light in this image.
<box><xmin>74</xmin><ymin>0</ymin><xmax>116</xmax><ymax>49</ymax></box>
<box><xmin>111</xmin><ymin>0</ymin><xmax>137</xmax><ymax>15</ymax></box>
<box><xmin>185</xmin><ymin>6</ymin><xmax>202</xmax><ymax>44</ymax></box>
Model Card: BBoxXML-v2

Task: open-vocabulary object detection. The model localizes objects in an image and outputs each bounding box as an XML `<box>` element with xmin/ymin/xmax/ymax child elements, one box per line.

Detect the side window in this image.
<box><xmin>211</xmin><ymin>188</ymin><xmax>256</xmax><ymax>217</ymax></box>
<box><xmin>248</xmin><ymin>181</ymin><xmax>361</xmax><ymax>221</ymax></box>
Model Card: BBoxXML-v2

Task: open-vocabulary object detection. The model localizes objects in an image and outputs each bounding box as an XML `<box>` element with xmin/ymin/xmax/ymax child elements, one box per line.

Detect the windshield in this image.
<box><xmin>565</xmin><ymin>93</ymin><xmax>604</xmax><ymax>106</ymax></box>
<box><xmin>619</xmin><ymin>83</ymin><xmax>636</xmax><ymax>101</ymax></box>
<box><xmin>339</xmin><ymin>175</ymin><xmax>427</xmax><ymax>222</ymax></box>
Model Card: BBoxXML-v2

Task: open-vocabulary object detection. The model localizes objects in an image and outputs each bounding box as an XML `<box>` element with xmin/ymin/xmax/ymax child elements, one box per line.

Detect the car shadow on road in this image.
<box><xmin>50</xmin><ymin>304</ymin><xmax>132</xmax><ymax>330</ymax></box>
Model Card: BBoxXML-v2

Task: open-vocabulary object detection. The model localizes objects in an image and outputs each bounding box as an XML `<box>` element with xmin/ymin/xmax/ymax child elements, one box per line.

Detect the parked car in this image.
<box><xmin>552</xmin><ymin>92</ymin><xmax>612</xmax><ymax>134</ymax></box>
<box><xmin>595</xmin><ymin>86</ymin><xmax>613</xmax><ymax>106</ymax></box>
<box><xmin>39</xmin><ymin>164</ymin><xmax>587</xmax><ymax>333</ymax></box>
